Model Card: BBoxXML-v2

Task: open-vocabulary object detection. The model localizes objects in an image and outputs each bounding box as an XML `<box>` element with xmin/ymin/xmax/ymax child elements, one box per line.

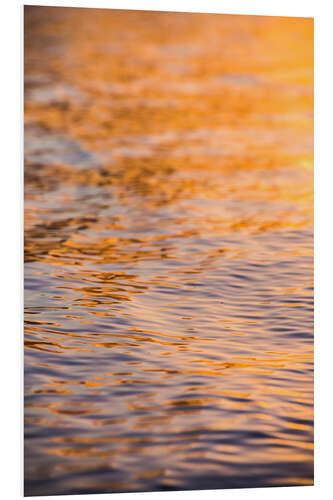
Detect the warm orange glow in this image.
<box><xmin>24</xmin><ymin>6</ymin><xmax>313</xmax><ymax>496</ymax></box>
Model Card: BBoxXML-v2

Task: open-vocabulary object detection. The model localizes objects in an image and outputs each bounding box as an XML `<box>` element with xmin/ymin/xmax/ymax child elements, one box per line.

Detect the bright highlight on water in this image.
<box><xmin>24</xmin><ymin>6</ymin><xmax>313</xmax><ymax>496</ymax></box>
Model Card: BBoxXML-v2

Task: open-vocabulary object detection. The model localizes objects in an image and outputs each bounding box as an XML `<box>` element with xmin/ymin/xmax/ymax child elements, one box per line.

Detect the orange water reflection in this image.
<box><xmin>24</xmin><ymin>6</ymin><xmax>313</xmax><ymax>496</ymax></box>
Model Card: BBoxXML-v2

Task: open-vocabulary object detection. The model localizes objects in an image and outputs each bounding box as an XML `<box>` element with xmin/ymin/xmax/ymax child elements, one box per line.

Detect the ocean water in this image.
<box><xmin>24</xmin><ymin>7</ymin><xmax>313</xmax><ymax>496</ymax></box>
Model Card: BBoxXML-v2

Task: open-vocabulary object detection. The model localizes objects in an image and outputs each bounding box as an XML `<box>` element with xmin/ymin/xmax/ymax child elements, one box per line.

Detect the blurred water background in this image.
<box><xmin>24</xmin><ymin>6</ymin><xmax>313</xmax><ymax>496</ymax></box>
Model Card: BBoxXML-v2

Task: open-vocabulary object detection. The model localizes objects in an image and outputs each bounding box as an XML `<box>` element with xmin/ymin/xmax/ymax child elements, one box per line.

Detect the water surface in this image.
<box><xmin>24</xmin><ymin>7</ymin><xmax>313</xmax><ymax>496</ymax></box>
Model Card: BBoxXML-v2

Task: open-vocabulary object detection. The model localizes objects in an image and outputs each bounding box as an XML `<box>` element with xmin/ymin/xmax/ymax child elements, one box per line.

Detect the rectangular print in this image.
<box><xmin>24</xmin><ymin>6</ymin><xmax>314</xmax><ymax>496</ymax></box>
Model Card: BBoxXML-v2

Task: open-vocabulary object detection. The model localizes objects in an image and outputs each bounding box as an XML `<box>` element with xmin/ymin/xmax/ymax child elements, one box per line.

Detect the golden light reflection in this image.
<box><xmin>25</xmin><ymin>6</ymin><xmax>313</xmax><ymax>496</ymax></box>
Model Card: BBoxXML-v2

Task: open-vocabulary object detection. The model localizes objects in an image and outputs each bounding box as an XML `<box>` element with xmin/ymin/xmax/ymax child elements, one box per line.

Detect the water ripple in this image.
<box><xmin>24</xmin><ymin>6</ymin><xmax>313</xmax><ymax>496</ymax></box>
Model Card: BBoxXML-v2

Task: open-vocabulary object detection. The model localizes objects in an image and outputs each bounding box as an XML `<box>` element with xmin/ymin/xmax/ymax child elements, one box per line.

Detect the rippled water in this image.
<box><xmin>24</xmin><ymin>6</ymin><xmax>314</xmax><ymax>496</ymax></box>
